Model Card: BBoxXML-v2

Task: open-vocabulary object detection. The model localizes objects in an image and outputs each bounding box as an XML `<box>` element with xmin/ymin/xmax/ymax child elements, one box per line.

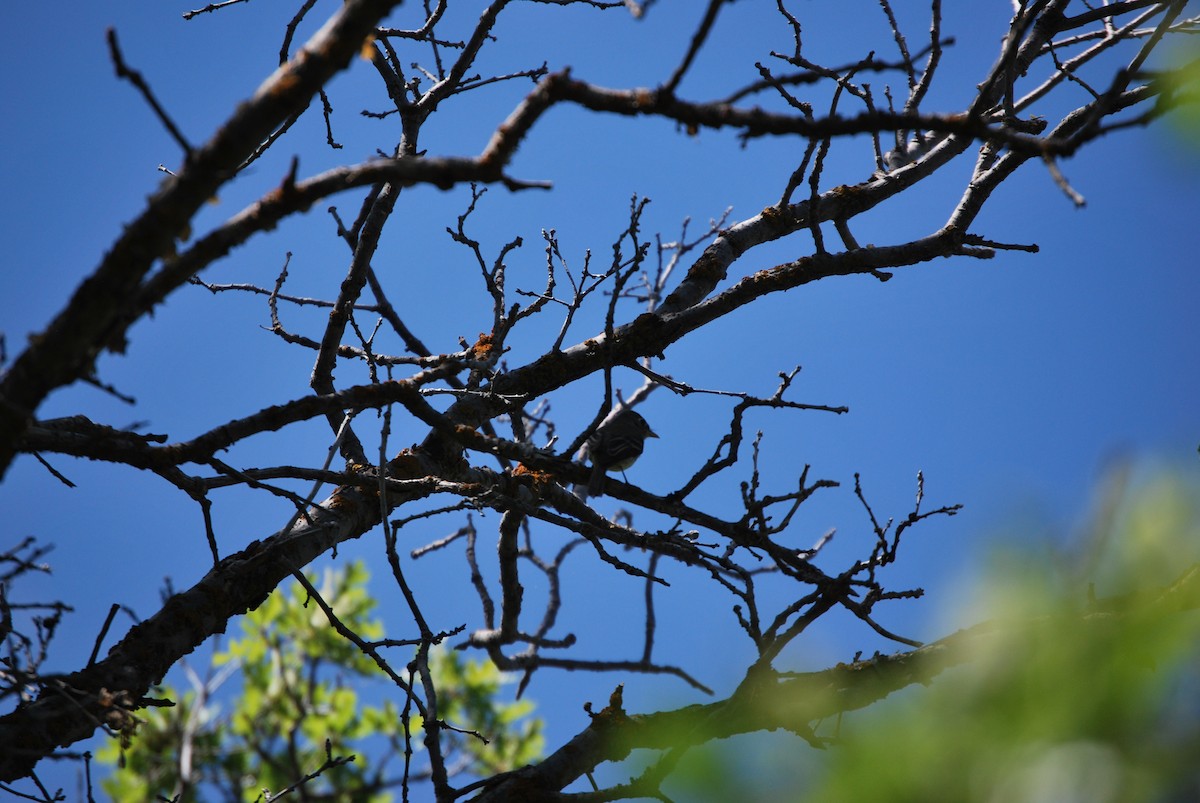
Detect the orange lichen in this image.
<box><xmin>511</xmin><ymin>463</ymin><xmax>560</xmax><ymax>495</ymax></box>
<box><xmin>587</xmin><ymin>684</ymin><xmax>629</xmax><ymax>727</ymax></box>
<box><xmin>325</xmin><ymin>492</ymin><xmax>357</xmax><ymax>511</ymax></box>
<box><xmin>471</xmin><ymin>332</ymin><xmax>496</xmax><ymax>361</ymax></box>
<box><xmin>513</xmin><ymin>463</ymin><xmax>553</xmax><ymax>482</ymax></box>
<box><xmin>388</xmin><ymin>449</ymin><xmax>427</xmax><ymax>479</ymax></box>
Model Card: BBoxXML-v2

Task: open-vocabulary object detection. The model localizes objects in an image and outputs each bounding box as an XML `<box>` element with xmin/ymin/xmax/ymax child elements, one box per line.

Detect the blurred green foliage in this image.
<box><xmin>97</xmin><ymin>472</ymin><xmax>1200</xmax><ymax>801</ymax></box>
<box><xmin>669</xmin><ymin>471</ymin><xmax>1200</xmax><ymax>802</ymax></box>
<box><xmin>1164</xmin><ymin>41</ymin><xmax>1200</xmax><ymax>147</ymax></box>
<box><xmin>97</xmin><ymin>560</ymin><xmax>542</xmax><ymax>801</ymax></box>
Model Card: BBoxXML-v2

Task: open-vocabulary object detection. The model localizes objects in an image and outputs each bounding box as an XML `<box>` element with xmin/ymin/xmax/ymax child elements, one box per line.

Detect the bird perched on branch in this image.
<box><xmin>579</xmin><ymin>407</ymin><xmax>658</xmax><ymax>498</ymax></box>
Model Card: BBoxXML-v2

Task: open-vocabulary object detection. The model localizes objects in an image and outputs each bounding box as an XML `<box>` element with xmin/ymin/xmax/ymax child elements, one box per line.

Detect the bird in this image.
<box><xmin>580</xmin><ymin>407</ymin><xmax>658</xmax><ymax>498</ymax></box>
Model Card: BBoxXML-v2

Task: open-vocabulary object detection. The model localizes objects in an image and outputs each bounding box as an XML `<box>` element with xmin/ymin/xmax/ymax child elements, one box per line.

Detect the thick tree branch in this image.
<box><xmin>1</xmin><ymin>1</ymin><xmax>1192</xmax><ymax>793</ymax></box>
<box><xmin>0</xmin><ymin>0</ymin><xmax>406</xmax><ymax>481</ymax></box>
<box><xmin>469</xmin><ymin>563</ymin><xmax>1200</xmax><ymax>800</ymax></box>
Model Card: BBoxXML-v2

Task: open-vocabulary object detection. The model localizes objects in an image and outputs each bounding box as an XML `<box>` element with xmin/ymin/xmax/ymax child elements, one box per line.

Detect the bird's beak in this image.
<box><xmin>648</xmin><ymin>429</ymin><xmax>660</xmax><ymax>438</ymax></box>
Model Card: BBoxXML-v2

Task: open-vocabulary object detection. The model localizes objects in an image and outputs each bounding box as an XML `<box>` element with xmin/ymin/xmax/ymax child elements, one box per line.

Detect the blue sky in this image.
<box><xmin>2</xmin><ymin>1</ymin><xmax>1198</xmax><ymax>798</ymax></box>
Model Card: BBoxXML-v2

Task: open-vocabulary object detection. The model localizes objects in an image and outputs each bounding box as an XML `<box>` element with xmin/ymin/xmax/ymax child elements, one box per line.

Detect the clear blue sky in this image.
<box><xmin>2</xmin><ymin>1</ymin><xmax>1198</xmax><ymax>798</ymax></box>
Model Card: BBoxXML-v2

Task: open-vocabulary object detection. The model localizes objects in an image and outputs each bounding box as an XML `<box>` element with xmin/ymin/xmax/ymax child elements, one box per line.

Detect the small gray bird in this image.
<box><xmin>582</xmin><ymin>408</ymin><xmax>658</xmax><ymax>498</ymax></box>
